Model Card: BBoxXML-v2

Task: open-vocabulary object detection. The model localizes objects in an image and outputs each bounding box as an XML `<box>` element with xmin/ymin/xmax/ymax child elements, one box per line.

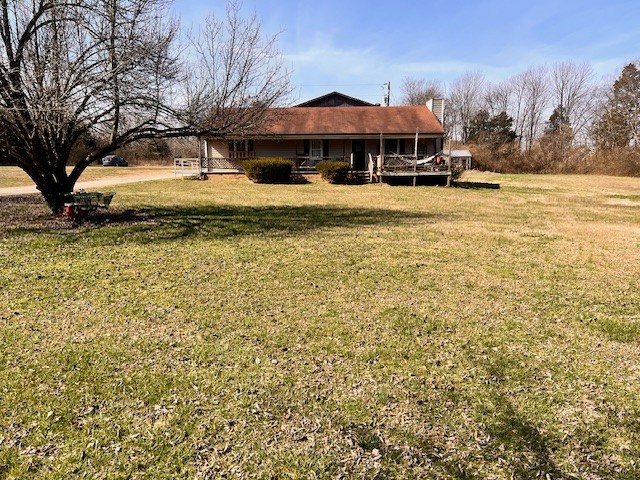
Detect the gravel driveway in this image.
<box><xmin>0</xmin><ymin>171</ymin><xmax>177</xmax><ymax>197</ymax></box>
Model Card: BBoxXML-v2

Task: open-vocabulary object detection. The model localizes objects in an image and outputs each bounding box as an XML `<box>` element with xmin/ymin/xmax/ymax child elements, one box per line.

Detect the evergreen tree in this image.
<box><xmin>542</xmin><ymin>107</ymin><xmax>574</xmax><ymax>163</ymax></box>
<box><xmin>468</xmin><ymin>110</ymin><xmax>517</xmax><ymax>148</ymax></box>
<box><xmin>593</xmin><ymin>63</ymin><xmax>640</xmax><ymax>149</ymax></box>
<box><xmin>613</xmin><ymin>63</ymin><xmax>640</xmax><ymax>146</ymax></box>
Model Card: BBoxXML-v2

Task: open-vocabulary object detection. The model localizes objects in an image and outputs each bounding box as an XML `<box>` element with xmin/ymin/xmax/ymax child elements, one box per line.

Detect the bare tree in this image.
<box><xmin>399</xmin><ymin>77</ymin><xmax>443</xmax><ymax>106</ymax></box>
<box><xmin>550</xmin><ymin>61</ymin><xmax>595</xmax><ymax>144</ymax></box>
<box><xmin>0</xmin><ymin>0</ymin><xmax>290</xmax><ymax>212</ymax></box>
<box><xmin>0</xmin><ymin>0</ymin><xmax>181</xmax><ymax>210</ymax></box>
<box><xmin>508</xmin><ymin>66</ymin><xmax>549</xmax><ymax>150</ymax></box>
<box><xmin>483</xmin><ymin>80</ymin><xmax>512</xmax><ymax>117</ymax></box>
<box><xmin>448</xmin><ymin>71</ymin><xmax>486</xmax><ymax>143</ymax></box>
<box><xmin>181</xmin><ymin>2</ymin><xmax>291</xmax><ymax>138</ymax></box>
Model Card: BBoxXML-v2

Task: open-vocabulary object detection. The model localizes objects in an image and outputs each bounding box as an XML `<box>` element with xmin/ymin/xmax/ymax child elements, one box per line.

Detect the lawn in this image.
<box><xmin>0</xmin><ymin>173</ymin><xmax>639</xmax><ymax>479</ymax></box>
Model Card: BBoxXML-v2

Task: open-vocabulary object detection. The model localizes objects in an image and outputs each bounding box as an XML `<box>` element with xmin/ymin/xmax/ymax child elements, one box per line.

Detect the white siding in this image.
<box><xmin>208</xmin><ymin>140</ymin><xmax>228</xmax><ymax>158</ymax></box>
<box><xmin>254</xmin><ymin>139</ymin><xmax>353</xmax><ymax>159</ymax></box>
<box><xmin>254</xmin><ymin>140</ymin><xmax>299</xmax><ymax>158</ymax></box>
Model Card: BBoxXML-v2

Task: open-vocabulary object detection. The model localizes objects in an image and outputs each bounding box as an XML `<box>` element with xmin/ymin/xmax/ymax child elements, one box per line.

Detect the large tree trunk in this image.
<box><xmin>25</xmin><ymin>166</ymin><xmax>78</xmax><ymax>214</ymax></box>
<box><xmin>40</xmin><ymin>186</ymin><xmax>75</xmax><ymax>215</ymax></box>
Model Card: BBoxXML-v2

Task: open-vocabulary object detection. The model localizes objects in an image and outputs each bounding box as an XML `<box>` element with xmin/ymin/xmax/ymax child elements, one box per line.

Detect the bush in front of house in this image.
<box><xmin>315</xmin><ymin>160</ymin><xmax>351</xmax><ymax>184</ymax></box>
<box><xmin>243</xmin><ymin>158</ymin><xmax>293</xmax><ymax>183</ymax></box>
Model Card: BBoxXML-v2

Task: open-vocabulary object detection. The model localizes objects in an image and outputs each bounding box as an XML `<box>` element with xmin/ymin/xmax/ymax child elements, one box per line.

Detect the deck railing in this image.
<box><xmin>173</xmin><ymin>158</ymin><xmax>201</xmax><ymax>175</ymax></box>
<box><xmin>380</xmin><ymin>155</ymin><xmax>450</xmax><ymax>173</ymax></box>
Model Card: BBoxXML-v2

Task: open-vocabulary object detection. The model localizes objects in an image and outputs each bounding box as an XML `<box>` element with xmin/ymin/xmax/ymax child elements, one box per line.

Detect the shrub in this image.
<box><xmin>243</xmin><ymin>158</ymin><xmax>293</xmax><ymax>183</ymax></box>
<box><xmin>315</xmin><ymin>160</ymin><xmax>350</xmax><ymax>183</ymax></box>
<box><xmin>586</xmin><ymin>147</ymin><xmax>640</xmax><ymax>177</ymax></box>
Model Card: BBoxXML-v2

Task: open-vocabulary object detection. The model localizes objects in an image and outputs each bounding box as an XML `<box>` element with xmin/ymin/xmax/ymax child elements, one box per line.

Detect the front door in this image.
<box><xmin>352</xmin><ymin>140</ymin><xmax>366</xmax><ymax>170</ymax></box>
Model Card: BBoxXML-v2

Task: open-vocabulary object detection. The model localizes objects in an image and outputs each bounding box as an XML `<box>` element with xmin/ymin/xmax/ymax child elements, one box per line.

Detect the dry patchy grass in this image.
<box><xmin>0</xmin><ymin>173</ymin><xmax>639</xmax><ymax>479</ymax></box>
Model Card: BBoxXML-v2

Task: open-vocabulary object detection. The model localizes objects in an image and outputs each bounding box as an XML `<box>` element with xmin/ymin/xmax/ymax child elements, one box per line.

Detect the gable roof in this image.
<box><xmin>261</xmin><ymin>105</ymin><xmax>445</xmax><ymax>136</ymax></box>
<box><xmin>295</xmin><ymin>91</ymin><xmax>377</xmax><ymax>107</ymax></box>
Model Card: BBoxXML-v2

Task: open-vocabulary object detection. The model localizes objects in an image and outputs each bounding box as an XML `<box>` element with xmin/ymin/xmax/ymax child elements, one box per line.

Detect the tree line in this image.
<box><xmin>400</xmin><ymin>61</ymin><xmax>640</xmax><ymax>175</ymax></box>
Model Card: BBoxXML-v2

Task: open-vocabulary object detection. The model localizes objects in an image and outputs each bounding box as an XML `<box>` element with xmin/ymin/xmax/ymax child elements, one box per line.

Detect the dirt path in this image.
<box><xmin>0</xmin><ymin>171</ymin><xmax>177</xmax><ymax>197</ymax></box>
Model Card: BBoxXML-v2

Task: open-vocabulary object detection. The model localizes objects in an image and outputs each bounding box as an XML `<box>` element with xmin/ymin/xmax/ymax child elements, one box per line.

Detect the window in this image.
<box><xmin>228</xmin><ymin>140</ymin><xmax>254</xmax><ymax>152</ymax></box>
<box><xmin>310</xmin><ymin>140</ymin><xmax>322</xmax><ymax>159</ymax></box>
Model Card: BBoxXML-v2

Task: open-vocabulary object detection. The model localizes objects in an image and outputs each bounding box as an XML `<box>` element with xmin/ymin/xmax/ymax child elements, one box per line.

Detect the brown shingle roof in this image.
<box><xmin>261</xmin><ymin>106</ymin><xmax>444</xmax><ymax>136</ymax></box>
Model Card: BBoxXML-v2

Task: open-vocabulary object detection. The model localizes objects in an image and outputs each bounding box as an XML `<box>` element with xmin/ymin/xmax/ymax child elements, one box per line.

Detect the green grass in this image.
<box><xmin>1</xmin><ymin>173</ymin><xmax>639</xmax><ymax>479</ymax></box>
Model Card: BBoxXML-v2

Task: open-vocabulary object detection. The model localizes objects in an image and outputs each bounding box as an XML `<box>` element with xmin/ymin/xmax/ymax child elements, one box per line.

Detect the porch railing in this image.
<box><xmin>200</xmin><ymin>157</ymin><xmax>243</xmax><ymax>171</ymax></box>
<box><xmin>229</xmin><ymin>151</ymin><xmax>255</xmax><ymax>159</ymax></box>
<box><xmin>191</xmin><ymin>156</ymin><xmax>352</xmax><ymax>173</ymax></box>
<box><xmin>292</xmin><ymin>156</ymin><xmax>351</xmax><ymax>170</ymax></box>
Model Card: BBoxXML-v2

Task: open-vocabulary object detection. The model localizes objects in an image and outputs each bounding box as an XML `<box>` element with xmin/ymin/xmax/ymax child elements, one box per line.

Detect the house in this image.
<box><xmin>191</xmin><ymin>92</ymin><xmax>448</xmax><ymax>183</ymax></box>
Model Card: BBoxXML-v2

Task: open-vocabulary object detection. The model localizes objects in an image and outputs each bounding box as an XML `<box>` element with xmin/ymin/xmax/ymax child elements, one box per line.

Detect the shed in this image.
<box><xmin>443</xmin><ymin>149</ymin><xmax>472</xmax><ymax>169</ymax></box>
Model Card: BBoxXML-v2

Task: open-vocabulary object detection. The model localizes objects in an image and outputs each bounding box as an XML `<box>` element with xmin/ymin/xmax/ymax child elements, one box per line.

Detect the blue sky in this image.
<box><xmin>172</xmin><ymin>0</ymin><xmax>640</xmax><ymax>105</ymax></box>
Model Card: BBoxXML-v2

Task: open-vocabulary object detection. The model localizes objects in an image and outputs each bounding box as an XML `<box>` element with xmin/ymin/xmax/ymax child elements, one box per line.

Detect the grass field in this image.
<box><xmin>1</xmin><ymin>173</ymin><xmax>639</xmax><ymax>479</ymax></box>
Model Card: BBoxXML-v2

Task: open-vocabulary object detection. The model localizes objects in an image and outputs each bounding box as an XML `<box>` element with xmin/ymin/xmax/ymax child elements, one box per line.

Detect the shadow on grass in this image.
<box><xmin>120</xmin><ymin>204</ymin><xmax>440</xmax><ymax>243</ymax></box>
<box><xmin>395</xmin><ymin>350</ymin><xmax>567</xmax><ymax>478</ymax></box>
<box><xmin>0</xmin><ymin>196</ymin><xmax>442</xmax><ymax>243</ymax></box>
<box><xmin>453</xmin><ymin>181</ymin><xmax>500</xmax><ymax>190</ymax></box>
<box><xmin>473</xmin><ymin>353</ymin><xmax>566</xmax><ymax>479</ymax></box>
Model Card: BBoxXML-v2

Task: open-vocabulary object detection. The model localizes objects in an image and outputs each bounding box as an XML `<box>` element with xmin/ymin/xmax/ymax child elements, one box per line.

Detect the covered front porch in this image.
<box><xmin>180</xmin><ymin>134</ymin><xmax>446</xmax><ymax>176</ymax></box>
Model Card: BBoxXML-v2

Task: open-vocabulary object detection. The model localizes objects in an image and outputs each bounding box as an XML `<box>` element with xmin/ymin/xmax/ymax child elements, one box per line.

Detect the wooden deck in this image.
<box><xmin>369</xmin><ymin>154</ymin><xmax>451</xmax><ymax>186</ymax></box>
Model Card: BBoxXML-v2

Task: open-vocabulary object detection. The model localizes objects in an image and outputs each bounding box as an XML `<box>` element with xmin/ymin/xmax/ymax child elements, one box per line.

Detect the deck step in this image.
<box><xmin>348</xmin><ymin>170</ymin><xmax>372</xmax><ymax>183</ymax></box>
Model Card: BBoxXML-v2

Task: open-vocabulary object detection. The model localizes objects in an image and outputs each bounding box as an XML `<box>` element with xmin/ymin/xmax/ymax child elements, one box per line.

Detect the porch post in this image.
<box><xmin>378</xmin><ymin>133</ymin><xmax>383</xmax><ymax>176</ymax></box>
<box><xmin>201</xmin><ymin>138</ymin><xmax>208</xmax><ymax>173</ymax></box>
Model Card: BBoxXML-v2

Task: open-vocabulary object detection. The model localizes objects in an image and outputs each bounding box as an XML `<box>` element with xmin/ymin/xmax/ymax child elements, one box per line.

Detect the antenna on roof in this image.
<box><xmin>383</xmin><ymin>81</ymin><xmax>390</xmax><ymax>106</ymax></box>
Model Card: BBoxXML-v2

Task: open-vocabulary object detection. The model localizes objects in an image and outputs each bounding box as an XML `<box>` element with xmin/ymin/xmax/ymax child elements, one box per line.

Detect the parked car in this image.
<box><xmin>102</xmin><ymin>155</ymin><xmax>128</xmax><ymax>167</ymax></box>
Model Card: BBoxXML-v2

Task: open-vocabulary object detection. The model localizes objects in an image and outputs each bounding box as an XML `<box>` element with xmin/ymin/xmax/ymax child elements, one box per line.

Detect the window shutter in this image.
<box><xmin>303</xmin><ymin>140</ymin><xmax>310</xmax><ymax>155</ymax></box>
<box><xmin>399</xmin><ymin>139</ymin><xmax>406</xmax><ymax>155</ymax></box>
<box><xmin>322</xmin><ymin>140</ymin><xmax>329</xmax><ymax>158</ymax></box>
